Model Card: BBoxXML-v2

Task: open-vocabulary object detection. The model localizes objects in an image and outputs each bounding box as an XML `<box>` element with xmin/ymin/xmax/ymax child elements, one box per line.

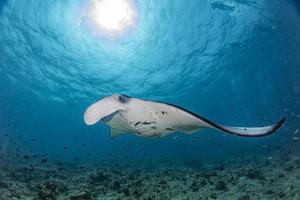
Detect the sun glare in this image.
<box><xmin>88</xmin><ymin>0</ymin><xmax>136</xmax><ymax>35</ymax></box>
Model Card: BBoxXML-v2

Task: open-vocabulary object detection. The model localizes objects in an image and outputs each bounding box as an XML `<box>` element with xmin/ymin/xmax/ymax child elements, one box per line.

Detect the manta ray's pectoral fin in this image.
<box><xmin>199</xmin><ymin>117</ymin><xmax>286</xmax><ymax>137</ymax></box>
<box><xmin>173</xmin><ymin>125</ymin><xmax>203</xmax><ymax>134</ymax></box>
<box><xmin>110</xmin><ymin>128</ymin><xmax>128</xmax><ymax>138</ymax></box>
<box><xmin>161</xmin><ymin>102</ymin><xmax>285</xmax><ymax>137</ymax></box>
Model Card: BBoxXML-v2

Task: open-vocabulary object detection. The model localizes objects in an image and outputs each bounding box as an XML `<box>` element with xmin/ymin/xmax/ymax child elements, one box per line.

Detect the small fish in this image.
<box><xmin>294</xmin><ymin>129</ymin><xmax>299</xmax><ymax>134</ymax></box>
<box><xmin>292</xmin><ymin>137</ymin><xmax>299</xmax><ymax>141</ymax></box>
<box><xmin>41</xmin><ymin>159</ymin><xmax>48</xmax><ymax>163</ymax></box>
<box><xmin>291</xmin><ymin>112</ymin><xmax>295</xmax><ymax>116</ymax></box>
<box><xmin>267</xmin><ymin>156</ymin><xmax>272</xmax><ymax>160</ymax></box>
<box><xmin>172</xmin><ymin>136</ymin><xmax>178</xmax><ymax>140</ymax></box>
<box><xmin>215</xmin><ymin>142</ymin><xmax>222</xmax><ymax>146</ymax></box>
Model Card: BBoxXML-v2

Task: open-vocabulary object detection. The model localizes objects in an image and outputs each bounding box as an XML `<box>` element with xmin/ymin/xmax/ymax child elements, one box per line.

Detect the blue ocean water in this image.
<box><xmin>0</xmin><ymin>0</ymin><xmax>299</xmax><ymax>169</ymax></box>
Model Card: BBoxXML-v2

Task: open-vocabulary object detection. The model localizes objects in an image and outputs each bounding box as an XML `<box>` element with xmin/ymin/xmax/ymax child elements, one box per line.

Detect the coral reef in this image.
<box><xmin>0</xmin><ymin>156</ymin><xmax>300</xmax><ymax>200</ymax></box>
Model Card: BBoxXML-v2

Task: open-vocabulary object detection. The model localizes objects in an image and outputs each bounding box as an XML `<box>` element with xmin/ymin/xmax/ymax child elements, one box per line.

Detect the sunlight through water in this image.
<box><xmin>87</xmin><ymin>0</ymin><xmax>137</xmax><ymax>37</ymax></box>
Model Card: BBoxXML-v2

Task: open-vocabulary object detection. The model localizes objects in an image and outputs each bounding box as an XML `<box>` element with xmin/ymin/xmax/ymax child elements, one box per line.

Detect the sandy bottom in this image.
<box><xmin>0</xmin><ymin>156</ymin><xmax>300</xmax><ymax>200</ymax></box>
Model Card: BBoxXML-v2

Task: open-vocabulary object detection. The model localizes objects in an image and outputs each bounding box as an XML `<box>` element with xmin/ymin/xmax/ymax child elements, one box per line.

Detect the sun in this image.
<box><xmin>88</xmin><ymin>0</ymin><xmax>136</xmax><ymax>35</ymax></box>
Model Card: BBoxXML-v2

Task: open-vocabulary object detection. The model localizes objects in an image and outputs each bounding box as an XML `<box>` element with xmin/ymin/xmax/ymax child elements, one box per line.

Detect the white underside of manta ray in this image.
<box><xmin>84</xmin><ymin>94</ymin><xmax>285</xmax><ymax>138</ymax></box>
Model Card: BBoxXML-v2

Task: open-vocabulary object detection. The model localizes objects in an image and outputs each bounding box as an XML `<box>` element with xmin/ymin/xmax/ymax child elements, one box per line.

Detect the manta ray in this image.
<box><xmin>84</xmin><ymin>94</ymin><xmax>285</xmax><ymax>138</ymax></box>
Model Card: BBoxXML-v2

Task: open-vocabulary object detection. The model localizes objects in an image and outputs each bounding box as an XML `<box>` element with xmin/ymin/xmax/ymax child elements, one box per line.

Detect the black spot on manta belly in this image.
<box><xmin>142</xmin><ymin>121</ymin><xmax>157</xmax><ymax>125</ymax></box>
<box><xmin>134</xmin><ymin>121</ymin><xmax>141</xmax><ymax>126</ymax></box>
<box><xmin>165</xmin><ymin>128</ymin><xmax>174</xmax><ymax>131</ymax></box>
<box><xmin>161</xmin><ymin>111</ymin><xmax>168</xmax><ymax>115</ymax></box>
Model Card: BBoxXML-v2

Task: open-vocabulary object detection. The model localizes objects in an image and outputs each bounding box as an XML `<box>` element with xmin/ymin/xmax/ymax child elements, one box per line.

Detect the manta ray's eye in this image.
<box><xmin>118</xmin><ymin>95</ymin><xmax>130</xmax><ymax>103</ymax></box>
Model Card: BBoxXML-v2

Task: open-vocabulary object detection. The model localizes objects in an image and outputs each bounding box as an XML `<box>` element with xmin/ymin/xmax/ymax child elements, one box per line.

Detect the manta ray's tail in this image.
<box><xmin>208</xmin><ymin>117</ymin><xmax>286</xmax><ymax>137</ymax></box>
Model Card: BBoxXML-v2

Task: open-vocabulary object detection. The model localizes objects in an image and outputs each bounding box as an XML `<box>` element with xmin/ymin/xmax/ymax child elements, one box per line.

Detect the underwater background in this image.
<box><xmin>0</xmin><ymin>0</ymin><xmax>300</xmax><ymax>199</ymax></box>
